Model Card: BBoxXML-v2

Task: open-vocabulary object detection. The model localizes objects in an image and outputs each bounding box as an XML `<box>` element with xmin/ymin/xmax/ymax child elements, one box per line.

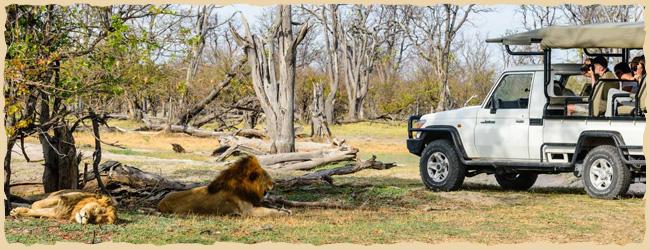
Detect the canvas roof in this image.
<box><xmin>486</xmin><ymin>22</ymin><xmax>645</xmax><ymax>49</ymax></box>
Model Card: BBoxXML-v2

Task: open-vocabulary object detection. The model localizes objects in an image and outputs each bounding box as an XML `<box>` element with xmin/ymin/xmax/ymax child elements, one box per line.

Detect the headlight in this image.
<box><xmin>414</xmin><ymin>119</ymin><xmax>426</xmax><ymax>129</ymax></box>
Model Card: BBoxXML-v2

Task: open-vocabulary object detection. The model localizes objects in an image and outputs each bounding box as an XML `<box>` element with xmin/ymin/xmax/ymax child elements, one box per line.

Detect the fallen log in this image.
<box><xmin>276</xmin><ymin>155</ymin><xmax>397</xmax><ymax>188</ymax></box>
<box><xmin>268</xmin><ymin>148</ymin><xmax>359</xmax><ymax>171</ymax></box>
<box><xmin>140</xmin><ymin>122</ymin><xmax>230</xmax><ymax>138</ymax></box>
<box><xmin>214</xmin><ymin>144</ymin><xmax>266</xmax><ymax>162</ymax></box>
<box><xmin>256</xmin><ymin>149</ymin><xmax>348</xmax><ymax>166</ymax></box>
<box><xmin>82</xmin><ymin>161</ymin><xmax>204</xmax><ymax>208</ymax></box>
<box><xmin>234</xmin><ymin>128</ymin><xmax>267</xmax><ymax>139</ymax></box>
<box><xmin>84</xmin><ymin>161</ymin><xmax>198</xmax><ymax>191</ymax></box>
<box><xmin>106</xmin><ymin>113</ymin><xmax>129</xmax><ymax>120</ymax></box>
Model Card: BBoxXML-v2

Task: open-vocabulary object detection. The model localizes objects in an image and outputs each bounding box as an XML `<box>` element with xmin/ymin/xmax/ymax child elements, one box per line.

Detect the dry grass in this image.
<box><xmin>6</xmin><ymin>121</ymin><xmax>645</xmax><ymax>245</ymax></box>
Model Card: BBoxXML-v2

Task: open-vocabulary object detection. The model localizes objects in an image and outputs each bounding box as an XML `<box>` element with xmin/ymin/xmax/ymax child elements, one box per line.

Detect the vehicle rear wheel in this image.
<box><xmin>582</xmin><ymin>145</ymin><xmax>631</xmax><ymax>199</ymax></box>
<box><xmin>419</xmin><ymin>140</ymin><xmax>466</xmax><ymax>191</ymax></box>
<box><xmin>495</xmin><ymin>173</ymin><xmax>538</xmax><ymax>191</ymax></box>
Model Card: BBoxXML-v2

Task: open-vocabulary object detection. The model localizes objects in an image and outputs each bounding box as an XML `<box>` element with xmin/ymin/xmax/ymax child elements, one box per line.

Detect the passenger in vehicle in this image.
<box><xmin>614</xmin><ymin>62</ymin><xmax>637</xmax><ymax>92</ymax></box>
<box><xmin>605</xmin><ymin>62</ymin><xmax>638</xmax><ymax>116</ymax></box>
<box><xmin>630</xmin><ymin>55</ymin><xmax>645</xmax><ymax>83</ymax></box>
<box><xmin>592</xmin><ymin>56</ymin><xmax>616</xmax><ymax>80</ymax></box>
<box><xmin>567</xmin><ymin>58</ymin><xmax>596</xmax><ymax>115</ymax></box>
<box><xmin>567</xmin><ymin>57</ymin><xmax>613</xmax><ymax>116</ymax></box>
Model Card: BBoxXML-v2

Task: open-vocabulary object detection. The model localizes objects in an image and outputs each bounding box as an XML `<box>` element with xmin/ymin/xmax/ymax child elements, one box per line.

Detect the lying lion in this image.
<box><xmin>10</xmin><ymin>190</ymin><xmax>117</xmax><ymax>224</ymax></box>
<box><xmin>158</xmin><ymin>155</ymin><xmax>290</xmax><ymax>217</ymax></box>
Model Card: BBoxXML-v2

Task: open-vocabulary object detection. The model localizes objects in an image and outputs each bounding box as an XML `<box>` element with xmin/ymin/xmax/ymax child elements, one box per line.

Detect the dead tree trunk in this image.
<box><xmin>231</xmin><ymin>5</ymin><xmax>310</xmax><ymax>153</ymax></box>
<box><xmin>185</xmin><ymin>5</ymin><xmax>213</xmax><ymax>88</ymax></box>
<box><xmin>310</xmin><ymin>81</ymin><xmax>332</xmax><ymax>141</ymax></box>
<box><xmin>322</xmin><ymin>4</ymin><xmax>341</xmax><ymax>125</ymax></box>
<box><xmin>341</xmin><ymin>6</ymin><xmax>378</xmax><ymax>121</ymax></box>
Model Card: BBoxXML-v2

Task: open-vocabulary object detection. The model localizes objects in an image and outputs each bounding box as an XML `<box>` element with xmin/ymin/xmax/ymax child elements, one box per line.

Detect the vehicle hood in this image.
<box><xmin>420</xmin><ymin>106</ymin><xmax>480</xmax><ymax>126</ymax></box>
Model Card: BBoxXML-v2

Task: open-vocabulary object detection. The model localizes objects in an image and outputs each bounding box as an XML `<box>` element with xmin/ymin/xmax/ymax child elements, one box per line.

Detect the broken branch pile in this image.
<box><xmin>82</xmin><ymin>155</ymin><xmax>397</xmax><ymax>209</ymax></box>
<box><xmin>82</xmin><ymin>161</ymin><xmax>202</xmax><ymax>208</ymax></box>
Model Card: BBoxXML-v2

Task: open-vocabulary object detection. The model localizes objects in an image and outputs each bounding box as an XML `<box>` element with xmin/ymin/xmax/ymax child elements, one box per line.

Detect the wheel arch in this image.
<box><xmin>572</xmin><ymin>131</ymin><xmax>626</xmax><ymax>165</ymax></box>
<box><xmin>416</xmin><ymin>126</ymin><xmax>469</xmax><ymax>160</ymax></box>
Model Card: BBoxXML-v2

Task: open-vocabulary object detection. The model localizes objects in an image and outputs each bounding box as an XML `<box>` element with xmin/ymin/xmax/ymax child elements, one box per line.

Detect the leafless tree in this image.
<box><xmin>321</xmin><ymin>5</ymin><xmax>342</xmax><ymax>124</ymax></box>
<box><xmin>231</xmin><ymin>5</ymin><xmax>310</xmax><ymax>153</ymax></box>
<box><xmin>400</xmin><ymin>4</ymin><xmax>480</xmax><ymax>112</ymax></box>
<box><xmin>561</xmin><ymin>4</ymin><xmax>643</xmax><ymax>25</ymax></box>
<box><xmin>340</xmin><ymin>5</ymin><xmax>381</xmax><ymax>121</ymax></box>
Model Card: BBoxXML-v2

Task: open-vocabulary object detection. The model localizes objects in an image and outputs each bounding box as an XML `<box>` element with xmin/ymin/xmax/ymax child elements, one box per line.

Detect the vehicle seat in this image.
<box><xmin>617</xmin><ymin>76</ymin><xmax>646</xmax><ymax>115</ymax></box>
<box><xmin>590</xmin><ymin>80</ymin><xmax>620</xmax><ymax>116</ymax></box>
<box><xmin>579</xmin><ymin>83</ymin><xmax>593</xmax><ymax>97</ymax></box>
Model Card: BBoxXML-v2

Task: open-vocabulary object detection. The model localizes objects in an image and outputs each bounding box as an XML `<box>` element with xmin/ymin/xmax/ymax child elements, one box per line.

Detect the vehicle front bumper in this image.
<box><xmin>407</xmin><ymin>138</ymin><xmax>423</xmax><ymax>156</ymax></box>
<box><xmin>407</xmin><ymin>115</ymin><xmax>424</xmax><ymax>156</ymax></box>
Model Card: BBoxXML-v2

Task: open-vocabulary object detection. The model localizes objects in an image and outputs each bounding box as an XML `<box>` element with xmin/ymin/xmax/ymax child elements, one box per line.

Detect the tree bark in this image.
<box><xmin>310</xmin><ymin>81</ymin><xmax>332</xmax><ymax>141</ymax></box>
<box><xmin>40</xmin><ymin>126</ymin><xmax>81</xmax><ymax>192</ymax></box>
<box><xmin>323</xmin><ymin>5</ymin><xmax>341</xmax><ymax>125</ymax></box>
<box><xmin>4</xmin><ymin>139</ymin><xmax>16</xmax><ymax>215</ymax></box>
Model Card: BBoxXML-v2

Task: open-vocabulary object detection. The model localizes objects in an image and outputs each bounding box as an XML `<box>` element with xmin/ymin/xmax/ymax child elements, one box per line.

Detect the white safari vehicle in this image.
<box><xmin>407</xmin><ymin>22</ymin><xmax>646</xmax><ymax>199</ymax></box>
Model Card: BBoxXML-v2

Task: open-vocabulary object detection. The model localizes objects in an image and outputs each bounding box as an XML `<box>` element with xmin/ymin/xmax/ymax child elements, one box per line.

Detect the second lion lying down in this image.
<box><xmin>158</xmin><ymin>155</ymin><xmax>290</xmax><ymax>216</ymax></box>
<box><xmin>10</xmin><ymin>190</ymin><xmax>117</xmax><ymax>224</ymax></box>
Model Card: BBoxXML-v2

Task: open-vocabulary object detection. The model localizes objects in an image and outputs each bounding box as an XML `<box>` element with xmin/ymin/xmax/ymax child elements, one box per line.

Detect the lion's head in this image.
<box><xmin>72</xmin><ymin>195</ymin><xmax>117</xmax><ymax>225</ymax></box>
<box><xmin>207</xmin><ymin>155</ymin><xmax>273</xmax><ymax>206</ymax></box>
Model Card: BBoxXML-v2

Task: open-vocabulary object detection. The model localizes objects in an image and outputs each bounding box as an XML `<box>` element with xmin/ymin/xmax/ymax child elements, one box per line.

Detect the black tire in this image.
<box><xmin>582</xmin><ymin>145</ymin><xmax>631</xmax><ymax>199</ymax></box>
<box><xmin>419</xmin><ymin>139</ymin><xmax>466</xmax><ymax>191</ymax></box>
<box><xmin>495</xmin><ymin>173</ymin><xmax>538</xmax><ymax>191</ymax></box>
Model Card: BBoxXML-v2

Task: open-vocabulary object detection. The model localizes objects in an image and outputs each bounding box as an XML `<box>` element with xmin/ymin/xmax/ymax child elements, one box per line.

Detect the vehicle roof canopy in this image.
<box><xmin>486</xmin><ymin>22</ymin><xmax>645</xmax><ymax>49</ymax></box>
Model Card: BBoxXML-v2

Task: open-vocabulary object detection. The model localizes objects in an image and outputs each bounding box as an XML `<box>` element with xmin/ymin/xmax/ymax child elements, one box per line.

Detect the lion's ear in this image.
<box><xmin>248</xmin><ymin>171</ymin><xmax>259</xmax><ymax>181</ymax></box>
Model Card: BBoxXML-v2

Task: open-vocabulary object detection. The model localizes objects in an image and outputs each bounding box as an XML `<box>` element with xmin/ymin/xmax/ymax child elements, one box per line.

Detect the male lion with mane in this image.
<box><xmin>158</xmin><ymin>155</ymin><xmax>290</xmax><ymax>216</ymax></box>
<box><xmin>10</xmin><ymin>190</ymin><xmax>117</xmax><ymax>224</ymax></box>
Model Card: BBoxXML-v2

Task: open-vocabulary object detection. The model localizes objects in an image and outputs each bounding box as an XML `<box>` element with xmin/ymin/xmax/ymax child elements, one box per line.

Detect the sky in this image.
<box><xmin>215</xmin><ymin>4</ymin><xmax>526</xmax><ymax>66</ymax></box>
<box><xmin>218</xmin><ymin>4</ymin><xmax>521</xmax><ymax>38</ymax></box>
<box><xmin>213</xmin><ymin>4</ymin><xmax>600</xmax><ymax>68</ymax></box>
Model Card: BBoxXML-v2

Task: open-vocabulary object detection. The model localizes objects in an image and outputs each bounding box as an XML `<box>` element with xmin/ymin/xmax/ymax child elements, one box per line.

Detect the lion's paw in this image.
<box><xmin>74</xmin><ymin>209</ymin><xmax>89</xmax><ymax>225</ymax></box>
<box><xmin>278</xmin><ymin>208</ymin><xmax>292</xmax><ymax>216</ymax></box>
<box><xmin>10</xmin><ymin>207</ymin><xmax>29</xmax><ymax>217</ymax></box>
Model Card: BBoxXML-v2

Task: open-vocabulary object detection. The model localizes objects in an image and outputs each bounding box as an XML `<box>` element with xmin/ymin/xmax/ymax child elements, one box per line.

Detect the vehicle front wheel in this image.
<box><xmin>419</xmin><ymin>140</ymin><xmax>466</xmax><ymax>191</ymax></box>
<box><xmin>495</xmin><ymin>173</ymin><xmax>538</xmax><ymax>191</ymax></box>
<box><xmin>582</xmin><ymin>145</ymin><xmax>631</xmax><ymax>199</ymax></box>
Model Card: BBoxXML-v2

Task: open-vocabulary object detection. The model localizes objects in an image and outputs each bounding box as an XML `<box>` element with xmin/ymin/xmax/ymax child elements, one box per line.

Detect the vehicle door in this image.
<box><xmin>474</xmin><ymin>72</ymin><xmax>534</xmax><ymax>160</ymax></box>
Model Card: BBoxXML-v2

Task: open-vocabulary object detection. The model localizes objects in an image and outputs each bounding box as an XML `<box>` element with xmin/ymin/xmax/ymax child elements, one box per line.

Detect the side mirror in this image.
<box><xmin>490</xmin><ymin>97</ymin><xmax>498</xmax><ymax>114</ymax></box>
